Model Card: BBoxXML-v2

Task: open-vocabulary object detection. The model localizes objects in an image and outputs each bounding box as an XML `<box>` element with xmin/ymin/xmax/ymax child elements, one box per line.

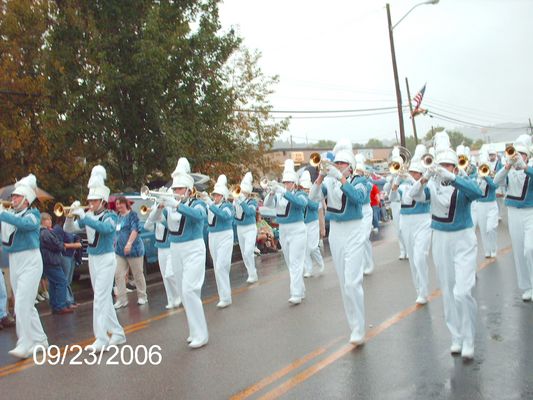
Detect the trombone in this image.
<box><xmin>53</xmin><ymin>202</ymin><xmax>89</xmax><ymax>218</ymax></box>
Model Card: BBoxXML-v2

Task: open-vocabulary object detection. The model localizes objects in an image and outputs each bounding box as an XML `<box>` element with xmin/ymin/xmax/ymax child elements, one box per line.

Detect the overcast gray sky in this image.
<box><xmin>219</xmin><ymin>0</ymin><xmax>533</xmax><ymax>145</ymax></box>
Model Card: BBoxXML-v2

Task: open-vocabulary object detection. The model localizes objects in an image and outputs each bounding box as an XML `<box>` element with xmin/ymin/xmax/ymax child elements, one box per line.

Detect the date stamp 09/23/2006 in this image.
<box><xmin>32</xmin><ymin>344</ymin><xmax>163</xmax><ymax>366</ymax></box>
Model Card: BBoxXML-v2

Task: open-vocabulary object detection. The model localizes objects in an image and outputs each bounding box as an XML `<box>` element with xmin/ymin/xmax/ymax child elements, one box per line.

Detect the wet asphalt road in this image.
<box><xmin>0</xmin><ymin>215</ymin><xmax>532</xmax><ymax>400</ymax></box>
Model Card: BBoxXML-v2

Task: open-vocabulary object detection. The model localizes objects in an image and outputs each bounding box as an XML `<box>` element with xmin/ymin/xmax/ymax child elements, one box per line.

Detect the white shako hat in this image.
<box><xmin>282</xmin><ymin>159</ymin><xmax>298</xmax><ymax>183</ymax></box>
<box><xmin>487</xmin><ymin>144</ymin><xmax>497</xmax><ymax>155</ymax></box>
<box><xmin>240</xmin><ymin>172</ymin><xmax>253</xmax><ymax>194</ymax></box>
<box><xmin>171</xmin><ymin>157</ymin><xmax>194</xmax><ymax>190</ymax></box>
<box><xmin>212</xmin><ymin>174</ymin><xmax>229</xmax><ymax>199</ymax></box>
<box><xmin>299</xmin><ymin>170</ymin><xmax>312</xmax><ymax>189</ymax></box>
<box><xmin>87</xmin><ymin>165</ymin><xmax>110</xmax><ymax>202</ymax></box>
<box><xmin>408</xmin><ymin>144</ymin><xmax>427</xmax><ymax>173</ymax></box>
<box><xmin>434</xmin><ymin>131</ymin><xmax>458</xmax><ymax>165</ymax></box>
<box><xmin>354</xmin><ymin>153</ymin><xmax>366</xmax><ymax>174</ymax></box>
<box><xmin>514</xmin><ymin>134</ymin><xmax>532</xmax><ymax>155</ymax></box>
<box><xmin>333</xmin><ymin>138</ymin><xmax>356</xmax><ymax>169</ymax></box>
<box><xmin>12</xmin><ymin>173</ymin><xmax>38</xmax><ymax>204</ymax></box>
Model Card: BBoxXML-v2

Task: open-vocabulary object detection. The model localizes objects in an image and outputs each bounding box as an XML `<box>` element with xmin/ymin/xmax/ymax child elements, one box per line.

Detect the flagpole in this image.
<box><xmin>405</xmin><ymin>77</ymin><xmax>418</xmax><ymax>145</ymax></box>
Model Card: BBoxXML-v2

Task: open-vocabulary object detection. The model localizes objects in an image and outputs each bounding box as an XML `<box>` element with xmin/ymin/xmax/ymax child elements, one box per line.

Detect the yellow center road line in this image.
<box><xmin>236</xmin><ymin>246</ymin><xmax>512</xmax><ymax>400</ymax></box>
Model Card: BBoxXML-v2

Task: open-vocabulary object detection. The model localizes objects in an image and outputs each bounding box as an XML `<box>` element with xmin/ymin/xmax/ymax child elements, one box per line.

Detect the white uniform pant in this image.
<box><xmin>362</xmin><ymin>204</ymin><xmax>374</xmax><ymax>272</ymax></box>
<box><xmin>432</xmin><ymin>229</ymin><xmax>477</xmax><ymax>347</ymax></box>
<box><xmin>279</xmin><ymin>222</ymin><xmax>307</xmax><ymax>298</ymax></box>
<box><xmin>171</xmin><ymin>239</ymin><xmax>208</xmax><ymax>343</ymax></box>
<box><xmin>88</xmin><ymin>253</ymin><xmax>124</xmax><ymax>344</ymax></box>
<box><xmin>9</xmin><ymin>249</ymin><xmax>47</xmax><ymax>350</ymax></box>
<box><xmin>475</xmin><ymin>201</ymin><xmax>498</xmax><ymax>256</ymax></box>
<box><xmin>304</xmin><ymin>220</ymin><xmax>324</xmax><ymax>275</ymax></box>
<box><xmin>237</xmin><ymin>224</ymin><xmax>258</xmax><ymax>281</ymax></box>
<box><xmin>399</xmin><ymin>213</ymin><xmax>431</xmax><ymax>299</ymax></box>
<box><xmin>507</xmin><ymin>207</ymin><xmax>533</xmax><ymax>291</ymax></box>
<box><xmin>329</xmin><ymin>219</ymin><xmax>366</xmax><ymax>337</ymax></box>
<box><xmin>157</xmin><ymin>248</ymin><xmax>180</xmax><ymax>305</ymax></box>
<box><xmin>209</xmin><ymin>230</ymin><xmax>234</xmax><ymax>303</ymax></box>
<box><xmin>391</xmin><ymin>201</ymin><xmax>406</xmax><ymax>256</ymax></box>
<box><xmin>471</xmin><ymin>201</ymin><xmax>478</xmax><ymax>229</ymax></box>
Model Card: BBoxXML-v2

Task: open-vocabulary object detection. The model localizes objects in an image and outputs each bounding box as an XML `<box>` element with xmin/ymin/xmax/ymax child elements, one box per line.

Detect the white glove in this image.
<box><xmin>71</xmin><ymin>207</ymin><xmax>86</xmax><ymax>219</ymax></box>
<box><xmin>70</xmin><ymin>200</ymin><xmax>81</xmax><ymax>209</ymax></box>
<box><xmin>274</xmin><ymin>184</ymin><xmax>286</xmax><ymax>195</ymax></box>
<box><xmin>326</xmin><ymin>164</ymin><xmax>343</xmax><ymax>180</ymax></box>
<box><xmin>423</xmin><ymin>166</ymin><xmax>437</xmax><ymax>180</ymax></box>
<box><xmin>318</xmin><ymin>163</ymin><xmax>328</xmax><ymax>177</ymax></box>
<box><xmin>514</xmin><ymin>156</ymin><xmax>527</xmax><ymax>170</ymax></box>
<box><xmin>392</xmin><ymin>174</ymin><xmax>401</xmax><ymax>186</ymax></box>
<box><xmin>162</xmin><ymin>196</ymin><xmax>180</xmax><ymax>208</ymax></box>
<box><xmin>204</xmin><ymin>196</ymin><xmax>214</xmax><ymax>206</ymax></box>
<box><xmin>436</xmin><ymin>166</ymin><xmax>456</xmax><ymax>182</ymax></box>
<box><xmin>237</xmin><ymin>194</ymin><xmax>246</xmax><ymax>203</ymax></box>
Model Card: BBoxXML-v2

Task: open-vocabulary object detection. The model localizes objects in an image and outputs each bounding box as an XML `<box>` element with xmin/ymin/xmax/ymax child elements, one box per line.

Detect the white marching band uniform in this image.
<box><xmin>206</xmin><ymin>175</ymin><xmax>235</xmax><ymax>308</ymax></box>
<box><xmin>264</xmin><ymin>160</ymin><xmax>308</xmax><ymax>304</ymax></box>
<box><xmin>300</xmin><ymin>171</ymin><xmax>325</xmax><ymax>277</ymax></box>
<box><xmin>391</xmin><ymin>145</ymin><xmax>432</xmax><ymax>304</ymax></box>
<box><xmin>65</xmin><ymin>165</ymin><xmax>126</xmax><ymax>352</ymax></box>
<box><xmin>411</xmin><ymin>132</ymin><xmax>482</xmax><ymax>359</ymax></box>
<box><xmin>234</xmin><ymin>172</ymin><xmax>259</xmax><ymax>284</ymax></box>
<box><xmin>153</xmin><ymin>158</ymin><xmax>209</xmax><ymax>348</ymax></box>
<box><xmin>354</xmin><ymin>157</ymin><xmax>375</xmax><ymax>276</ymax></box>
<box><xmin>144</xmin><ymin>191</ymin><xmax>181</xmax><ymax>310</ymax></box>
<box><xmin>474</xmin><ymin>151</ymin><xmax>499</xmax><ymax>258</ymax></box>
<box><xmin>0</xmin><ymin>174</ymin><xmax>48</xmax><ymax>358</ymax></box>
<box><xmin>384</xmin><ymin>176</ymin><xmax>407</xmax><ymax>259</ymax></box>
<box><xmin>310</xmin><ymin>139</ymin><xmax>367</xmax><ymax>345</ymax></box>
<box><xmin>494</xmin><ymin>134</ymin><xmax>533</xmax><ymax>301</ymax></box>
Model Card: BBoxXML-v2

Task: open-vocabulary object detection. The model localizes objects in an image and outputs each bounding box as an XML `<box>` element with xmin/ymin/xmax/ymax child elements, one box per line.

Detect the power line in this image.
<box><xmin>427</xmin><ymin>110</ymin><xmax>529</xmax><ymax>131</ymax></box>
<box><xmin>272</xmin><ymin>110</ymin><xmax>397</xmax><ymax>120</ymax></box>
<box><xmin>236</xmin><ymin>105</ymin><xmax>404</xmax><ymax>114</ymax></box>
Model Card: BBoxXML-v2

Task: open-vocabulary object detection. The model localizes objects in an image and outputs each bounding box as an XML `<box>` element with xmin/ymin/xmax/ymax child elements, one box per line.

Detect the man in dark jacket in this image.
<box><xmin>40</xmin><ymin>213</ymin><xmax>72</xmax><ymax>314</ymax></box>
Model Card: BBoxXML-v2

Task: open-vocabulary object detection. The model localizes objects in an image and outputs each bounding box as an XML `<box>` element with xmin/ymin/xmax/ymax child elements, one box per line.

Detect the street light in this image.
<box><xmin>387</xmin><ymin>0</ymin><xmax>439</xmax><ymax>146</ymax></box>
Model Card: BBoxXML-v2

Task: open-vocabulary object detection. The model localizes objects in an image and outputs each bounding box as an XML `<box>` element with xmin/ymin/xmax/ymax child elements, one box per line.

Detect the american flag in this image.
<box><xmin>412</xmin><ymin>83</ymin><xmax>426</xmax><ymax>115</ymax></box>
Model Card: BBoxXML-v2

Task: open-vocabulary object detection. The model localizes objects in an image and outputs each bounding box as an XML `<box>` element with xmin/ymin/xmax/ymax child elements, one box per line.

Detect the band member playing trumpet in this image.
<box><xmin>310</xmin><ymin>138</ymin><xmax>367</xmax><ymax>345</ymax></box>
<box><xmin>205</xmin><ymin>175</ymin><xmax>235</xmax><ymax>308</ymax></box>
<box><xmin>353</xmin><ymin>156</ymin><xmax>375</xmax><ymax>275</ymax></box>
<box><xmin>234</xmin><ymin>172</ymin><xmax>259</xmax><ymax>283</ymax></box>
<box><xmin>264</xmin><ymin>159</ymin><xmax>308</xmax><ymax>304</ymax></box>
<box><xmin>475</xmin><ymin>152</ymin><xmax>500</xmax><ymax>258</ymax></box>
<box><xmin>410</xmin><ymin>131</ymin><xmax>482</xmax><ymax>359</ymax></box>
<box><xmin>494</xmin><ymin>134</ymin><xmax>533</xmax><ymax>302</ymax></box>
<box><xmin>64</xmin><ymin>165</ymin><xmax>126</xmax><ymax>352</ymax></box>
<box><xmin>299</xmin><ymin>170</ymin><xmax>325</xmax><ymax>277</ymax></box>
<box><xmin>152</xmin><ymin>158</ymin><xmax>209</xmax><ymax>348</ymax></box>
<box><xmin>390</xmin><ymin>145</ymin><xmax>432</xmax><ymax>305</ymax></box>
<box><xmin>144</xmin><ymin>188</ymin><xmax>181</xmax><ymax>310</ymax></box>
<box><xmin>0</xmin><ymin>174</ymin><xmax>48</xmax><ymax>358</ymax></box>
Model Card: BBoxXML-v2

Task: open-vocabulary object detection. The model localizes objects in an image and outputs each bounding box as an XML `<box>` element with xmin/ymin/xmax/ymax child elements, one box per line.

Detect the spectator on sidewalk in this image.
<box><xmin>40</xmin><ymin>213</ymin><xmax>72</xmax><ymax>315</ymax></box>
<box><xmin>370</xmin><ymin>183</ymin><xmax>381</xmax><ymax>233</ymax></box>
<box><xmin>53</xmin><ymin>221</ymin><xmax>82</xmax><ymax>309</ymax></box>
<box><xmin>256</xmin><ymin>212</ymin><xmax>278</xmax><ymax>254</ymax></box>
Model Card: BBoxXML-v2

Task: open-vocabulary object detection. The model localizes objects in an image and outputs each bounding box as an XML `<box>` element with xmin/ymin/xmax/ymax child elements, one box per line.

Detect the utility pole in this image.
<box><xmin>529</xmin><ymin>118</ymin><xmax>533</xmax><ymax>135</ymax></box>
<box><xmin>405</xmin><ymin>77</ymin><xmax>418</xmax><ymax>145</ymax></box>
<box><xmin>386</xmin><ymin>3</ymin><xmax>406</xmax><ymax>147</ymax></box>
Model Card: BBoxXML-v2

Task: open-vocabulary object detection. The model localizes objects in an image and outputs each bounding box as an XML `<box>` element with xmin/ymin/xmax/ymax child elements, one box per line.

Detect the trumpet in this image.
<box><xmin>0</xmin><ymin>200</ymin><xmax>13</xmax><ymax>209</ymax></box>
<box><xmin>53</xmin><ymin>202</ymin><xmax>89</xmax><ymax>218</ymax></box>
<box><xmin>309</xmin><ymin>152</ymin><xmax>334</xmax><ymax>170</ymax></box>
<box><xmin>388</xmin><ymin>146</ymin><xmax>411</xmax><ymax>174</ymax></box>
<box><xmin>458</xmin><ymin>155</ymin><xmax>469</xmax><ymax>170</ymax></box>
<box><xmin>421</xmin><ymin>153</ymin><xmax>434</xmax><ymax>168</ymax></box>
<box><xmin>505</xmin><ymin>145</ymin><xmax>516</xmax><ymax>158</ymax></box>
<box><xmin>478</xmin><ymin>163</ymin><xmax>492</xmax><ymax>177</ymax></box>
<box><xmin>260</xmin><ymin>178</ymin><xmax>282</xmax><ymax>192</ymax></box>
<box><xmin>231</xmin><ymin>184</ymin><xmax>241</xmax><ymax>199</ymax></box>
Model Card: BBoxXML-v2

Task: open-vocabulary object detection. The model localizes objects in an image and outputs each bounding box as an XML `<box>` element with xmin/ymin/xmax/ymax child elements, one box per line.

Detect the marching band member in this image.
<box><xmin>65</xmin><ymin>165</ymin><xmax>126</xmax><ymax>352</ymax></box>
<box><xmin>154</xmin><ymin>158</ymin><xmax>209</xmax><ymax>348</ymax></box>
<box><xmin>487</xmin><ymin>146</ymin><xmax>505</xmax><ymax>220</ymax></box>
<box><xmin>144</xmin><ymin>188</ymin><xmax>181</xmax><ymax>310</ymax></box>
<box><xmin>390</xmin><ymin>145</ymin><xmax>432</xmax><ymax>305</ymax></box>
<box><xmin>310</xmin><ymin>139</ymin><xmax>367</xmax><ymax>345</ymax></box>
<box><xmin>410</xmin><ymin>132</ymin><xmax>482</xmax><ymax>359</ymax></box>
<box><xmin>0</xmin><ymin>174</ymin><xmax>48</xmax><ymax>358</ymax></box>
<box><xmin>264</xmin><ymin>160</ymin><xmax>308</xmax><ymax>304</ymax></box>
<box><xmin>353</xmin><ymin>154</ymin><xmax>375</xmax><ymax>275</ymax></box>
<box><xmin>475</xmin><ymin>151</ymin><xmax>499</xmax><ymax>258</ymax></box>
<box><xmin>494</xmin><ymin>134</ymin><xmax>533</xmax><ymax>302</ymax></box>
<box><xmin>205</xmin><ymin>175</ymin><xmax>235</xmax><ymax>308</ymax></box>
<box><xmin>234</xmin><ymin>172</ymin><xmax>259</xmax><ymax>283</ymax></box>
<box><xmin>299</xmin><ymin>171</ymin><xmax>325</xmax><ymax>277</ymax></box>
<box><xmin>384</xmin><ymin>173</ymin><xmax>407</xmax><ymax>260</ymax></box>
